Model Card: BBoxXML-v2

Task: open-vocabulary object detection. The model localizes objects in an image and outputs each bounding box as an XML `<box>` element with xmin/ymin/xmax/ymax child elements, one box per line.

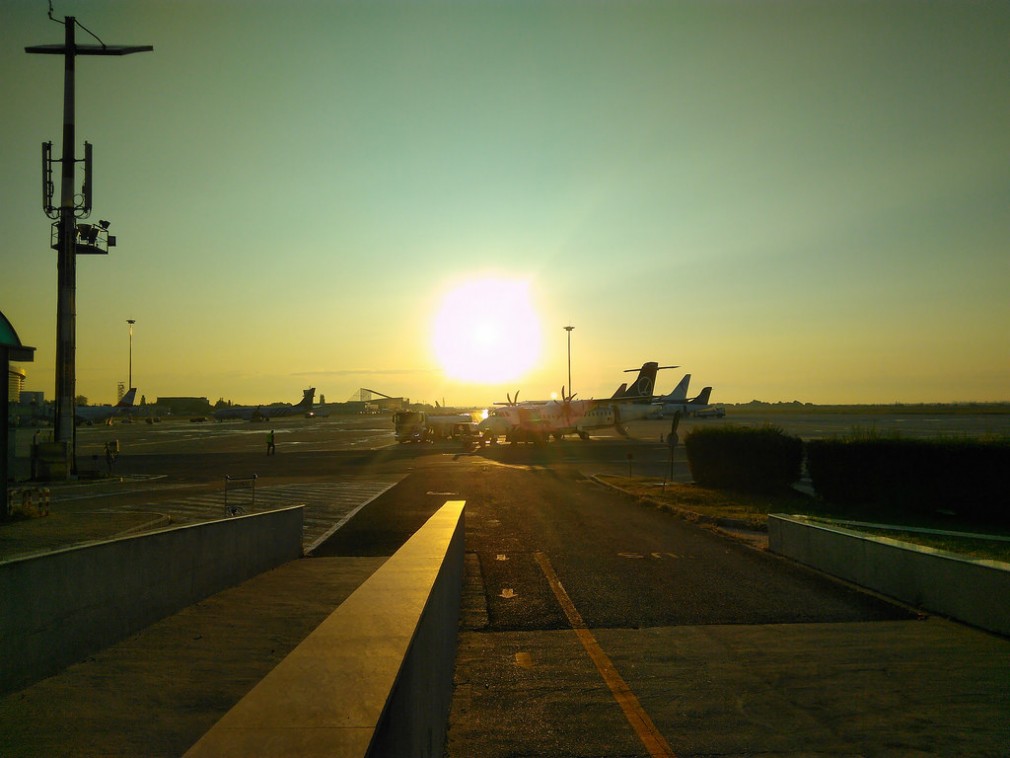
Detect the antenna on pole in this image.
<box><xmin>26</xmin><ymin>15</ymin><xmax>152</xmax><ymax>476</ymax></box>
<box><xmin>81</xmin><ymin>141</ymin><xmax>92</xmax><ymax>215</ymax></box>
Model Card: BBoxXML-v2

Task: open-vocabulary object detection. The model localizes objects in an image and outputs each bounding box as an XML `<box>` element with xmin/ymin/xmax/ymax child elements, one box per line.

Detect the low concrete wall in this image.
<box><xmin>186</xmin><ymin>499</ymin><xmax>466</xmax><ymax>758</ymax></box>
<box><xmin>769</xmin><ymin>514</ymin><xmax>1010</xmax><ymax>636</ymax></box>
<box><xmin>0</xmin><ymin>506</ymin><xmax>303</xmax><ymax>694</ymax></box>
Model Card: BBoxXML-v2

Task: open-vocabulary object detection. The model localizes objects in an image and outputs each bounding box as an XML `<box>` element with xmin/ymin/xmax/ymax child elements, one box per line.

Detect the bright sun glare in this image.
<box><xmin>432</xmin><ymin>277</ymin><xmax>542</xmax><ymax>384</ymax></box>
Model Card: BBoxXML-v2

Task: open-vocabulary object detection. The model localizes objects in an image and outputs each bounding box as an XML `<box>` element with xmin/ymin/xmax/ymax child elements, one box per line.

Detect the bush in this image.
<box><xmin>806</xmin><ymin>437</ymin><xmax>1010</xmax><ymax>524</ymax></box>
<box><xmin>685</xmin><ymin>425</ymin><xmax>803</xmax><ymax>493</ymax></box>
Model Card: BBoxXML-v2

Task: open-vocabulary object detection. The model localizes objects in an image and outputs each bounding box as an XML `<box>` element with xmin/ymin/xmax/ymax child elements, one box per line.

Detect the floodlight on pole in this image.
<box><xmin>27</xmin><ymin>16</ymin><xmax>152</xmax><ymax>476</ymax></box>
<box><xmin>564</xmin><ymin>325</ymin><xmax>575</xmax><ymax>399</ymax></box>
<box><xmin>127</xmin><ymin>319</ymin><xmax>136</xmax><ymax>390</ymax></box>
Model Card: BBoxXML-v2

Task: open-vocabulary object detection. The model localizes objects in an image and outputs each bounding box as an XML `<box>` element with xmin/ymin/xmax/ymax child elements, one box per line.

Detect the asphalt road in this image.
<box><xmin>7</xmin><ymin>412</ymin><xmax>1010</xmax><ymax>755</ymax></box>
<box><xmin>302</xmin><ymin>437</ymin><xmax>1007</xmax><ymax>756</ymax></box>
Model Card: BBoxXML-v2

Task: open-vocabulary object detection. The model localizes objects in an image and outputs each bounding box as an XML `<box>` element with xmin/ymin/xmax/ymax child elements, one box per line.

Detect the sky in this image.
<box><xmin>3</xmin><ymin>0</ymin><xmax>1008</xmax><ymax>407</ymax></box>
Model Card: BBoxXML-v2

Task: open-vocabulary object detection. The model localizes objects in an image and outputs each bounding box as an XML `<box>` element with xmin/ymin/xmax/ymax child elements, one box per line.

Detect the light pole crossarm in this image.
<box><xmin>26</xmin><ymin>44</ymin><xmax>154</xmax><ymax>55</ymax></box>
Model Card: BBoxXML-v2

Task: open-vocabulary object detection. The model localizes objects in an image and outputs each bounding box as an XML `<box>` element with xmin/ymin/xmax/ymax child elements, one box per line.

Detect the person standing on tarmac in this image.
<box><xmin>668</xmin><ymin>411</ymin><xmax>682</xmax><ymax>463</ymax></box>
<box><xmin>267</xmin><ymin>429</ymin><xmax>276</xmax><ymax>455</ymax></box>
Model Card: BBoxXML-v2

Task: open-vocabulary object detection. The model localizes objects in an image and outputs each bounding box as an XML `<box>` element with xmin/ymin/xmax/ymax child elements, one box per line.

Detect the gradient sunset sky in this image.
<box><xmin>3</xmin><ymin>1</ymin><xmax>1008</xmax><ymax>406</ymax></box>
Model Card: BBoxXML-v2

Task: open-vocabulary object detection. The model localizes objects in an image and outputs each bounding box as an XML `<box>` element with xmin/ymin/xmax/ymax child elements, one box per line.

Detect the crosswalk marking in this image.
<box><xmin>101</xmin><ymin>480</ymin><xmax>402</xmax><ymax>551</ymax></box>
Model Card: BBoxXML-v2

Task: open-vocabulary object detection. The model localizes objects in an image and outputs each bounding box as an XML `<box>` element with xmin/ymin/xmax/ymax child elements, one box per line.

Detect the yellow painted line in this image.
<box><xmin>534</xmin><ymin>552</ymin><xmax>676</xmax><ymax>758</ymax></box>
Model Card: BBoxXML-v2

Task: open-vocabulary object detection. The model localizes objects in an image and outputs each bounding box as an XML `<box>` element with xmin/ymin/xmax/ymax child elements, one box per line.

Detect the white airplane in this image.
<box><xmin>647</xmin><ymin>374</ymin><xmax>691</xmax><ymax>418</ymax></box>
<box><xmin>658</xmin><ymin>386</ymin><xmax>720</xmax><ymax>417</ymax></box>
<box><xmin>213</xmin><ymin>388</ymin><xmax>316</xmax><ymax>421</ymax></box>
<box><xmin>662</xmin><ymin>374</ymin><xmax>692</xmax><ymax>404</ymax></box>
<box><xmin>76</xmin><ymin>388</ymin><xmax>137</xmax><ymax>426</ymax></box>
<box><xmin>477</xmin><ymin>362</ymin><xmax>677</xmax><ymax>443</ymax></box>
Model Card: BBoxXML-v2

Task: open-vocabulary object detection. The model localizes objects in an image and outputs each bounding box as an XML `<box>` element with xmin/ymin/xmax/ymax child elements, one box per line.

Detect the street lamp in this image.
<box><xmin>564</xmin><ymin>325</ymin><xmax>574</xmax><ymax>399</ymax></box>
<box><xmin>27</xmin><ymin>15</ymin><xmax>152</xmax><ymax>475</ymax></box>
<box><xmin>127</xmin><ymin>319</ymin><xmax>135</xmax><ymax>390</ymax></box>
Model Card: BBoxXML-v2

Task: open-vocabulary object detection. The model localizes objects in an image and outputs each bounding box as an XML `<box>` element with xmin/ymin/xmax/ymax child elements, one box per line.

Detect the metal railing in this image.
<box><xmin>224</xmin><ymin>474</ymin><xmax>257</xmax><ymax>517</ymax></box>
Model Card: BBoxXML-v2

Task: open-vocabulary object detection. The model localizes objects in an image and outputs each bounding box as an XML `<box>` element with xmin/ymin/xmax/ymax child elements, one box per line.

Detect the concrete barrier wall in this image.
<box><xmin>186</xmin><ymin>500</ymin><xmax>466</xmax><ymax>758</ymax></box>
<box><xmin>769</xmin><ymin>514</ymin><xmax>1010</xmax><ymax>636</ymax></box>
<box><xmin>0</xmin><ymin>506</ymin><xmax>304</xmax><ymax>694</ymax></box>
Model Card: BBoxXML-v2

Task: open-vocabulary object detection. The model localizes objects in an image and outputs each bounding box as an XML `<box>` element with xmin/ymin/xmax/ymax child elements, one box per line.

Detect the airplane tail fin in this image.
<box><xmin>117</xmin><ymin>388</ymin><xmax>138</xmax><ymax>408</ymax></box>
<box><xmin>610</xmin><ymin>382</ymin><xmax>628</xmax><ymax>399</ymax></box>
<box><xmin>661</xmin><ymin>374</ymin><xmax>691</xmax><ymax>403</ymax></box>
<box><xmin>622</xmin><ymin>362</ymin><xmax>658</xmax><ymax>399</ymax></box>
<box><xmin>690</xmin><ymin>387</ymin><xmax>712</xmax><ymax>406</ymax></box>
<box><xmin>298</xmin><ymin>388</ymin><xmax>316</xmax><ymax>409</ymax></box>
<box><xmin>620</xmin><ymin>362</ymin><xmax>679</xmax><ymax>400</ymax></box>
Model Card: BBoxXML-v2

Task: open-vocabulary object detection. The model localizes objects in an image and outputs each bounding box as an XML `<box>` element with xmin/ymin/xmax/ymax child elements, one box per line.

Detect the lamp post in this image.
<box><xmin>564</xmin><ymin>325</ymin><xmax>574</xmax><ymax>398</ymax></box>
<box><xmin>27</xmin><ymin>16</ymin><xmax>152</xmax><ymax>475</ymax></box>
<box><xmin>127</xmin><ymin>319</ymin><xmax>135</xmax><ymax>390</ymax></box>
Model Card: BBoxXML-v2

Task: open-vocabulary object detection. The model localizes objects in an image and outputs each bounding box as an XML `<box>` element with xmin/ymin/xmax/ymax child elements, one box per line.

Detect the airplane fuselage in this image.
<box><xmin>477</xmin><ymin>362</ymin><xmax>675</xmax><ymax>443</ymax></box>
<box><xmin>478</xmin><ymin>398</ymin><xmax>656</xmax><ymax>443</ymax></box>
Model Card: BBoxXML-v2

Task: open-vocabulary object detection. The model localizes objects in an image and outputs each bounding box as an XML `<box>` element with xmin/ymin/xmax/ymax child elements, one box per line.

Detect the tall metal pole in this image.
<box><xmin>53</xmin><ymin>17</ymin><xmax>78</xmax><ymax>457</ymax></box>
<box><xmin>127</xmin><ymin>319</ymin><xmax>135</xmax><ymax>389</ymax></box>
<box><xmin>564</xmin><ymin>325</ymin><xmax>574</xmax><ymax>398</ymax></box>
<box><xmin>27</xmin><ymin>17</ymin><xmax>152</xmax><ymax>476</ymax></box>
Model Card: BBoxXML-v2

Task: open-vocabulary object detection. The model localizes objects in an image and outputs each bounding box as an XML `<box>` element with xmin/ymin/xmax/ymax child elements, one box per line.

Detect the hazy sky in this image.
<box><xmin>3</xmin><ymin>1</ymin><xmax>1008</xmax><ymax>406</ymax></box>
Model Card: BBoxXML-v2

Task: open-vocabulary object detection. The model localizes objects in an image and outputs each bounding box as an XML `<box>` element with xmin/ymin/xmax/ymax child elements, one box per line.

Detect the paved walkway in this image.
<box><xmin>0</xmin><ymin>553</ymin><xmax>385</xmax><ymax>756</ymax></box>
<box><xmin>0</xmin><ymin>477</ymin><xmax>399</xmax><ymax>755</ymax></box>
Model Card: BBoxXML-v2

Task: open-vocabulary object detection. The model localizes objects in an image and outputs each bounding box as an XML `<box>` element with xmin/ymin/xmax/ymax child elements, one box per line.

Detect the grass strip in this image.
<box><xmin>599</xmin><ymin>475</ymin><xmax>1010</xmax><ymax>563</ymax></box>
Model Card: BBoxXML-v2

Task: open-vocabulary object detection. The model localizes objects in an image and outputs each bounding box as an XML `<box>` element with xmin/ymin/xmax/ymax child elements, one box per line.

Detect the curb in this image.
<box><xmin>590</xmin><ymin>474</ymin><xmax>768</xmax><ymax>535</ymax></box>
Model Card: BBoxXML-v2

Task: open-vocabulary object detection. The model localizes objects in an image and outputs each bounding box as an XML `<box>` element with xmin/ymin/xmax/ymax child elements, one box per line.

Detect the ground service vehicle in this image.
<box><xmin>393</xmin><ymin>411</ymin><xmax>478</xmax><ymax>442</ymax></box>
<box><xmin>393</xmin><ymin>411</ymin><xmax>431</xmax><ymax>442</ymax></box>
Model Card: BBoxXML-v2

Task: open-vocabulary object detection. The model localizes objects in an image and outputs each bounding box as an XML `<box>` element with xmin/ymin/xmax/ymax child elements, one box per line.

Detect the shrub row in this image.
<box><xmin>684</xmin><ymin>425</ymin><xmax>803</xmax><ymax>493</ymax></box>
<box><xmin>806</xmin><ymin>438</ymin><xmax>1009</xmax><ymax>523</ymax></box>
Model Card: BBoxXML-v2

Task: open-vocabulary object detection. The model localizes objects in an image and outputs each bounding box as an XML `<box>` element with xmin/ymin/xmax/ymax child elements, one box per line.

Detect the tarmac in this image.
<box><xmin>3</xmin><ymin>477</ymin><xmax>1010</xmax><ymax>756</ymax></box>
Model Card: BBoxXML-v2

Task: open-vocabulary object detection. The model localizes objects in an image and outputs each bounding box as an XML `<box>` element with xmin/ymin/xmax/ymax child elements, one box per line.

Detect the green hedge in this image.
<box><xmin>685</xmin><ymin>425</ymin><xmax>803</xmax><ymax>493</ymax></box>
<box><xmin>806</xmin><ymin>438</ymin><xmax>1009</xmax><ymax>523</ymax></box>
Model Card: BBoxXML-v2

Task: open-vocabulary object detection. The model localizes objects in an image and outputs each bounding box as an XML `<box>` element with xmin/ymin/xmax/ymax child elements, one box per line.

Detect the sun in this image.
<box><xmin>432</xmin><ymin>277</ymin><xmax>542</xmax><ymax>384</ymax></box>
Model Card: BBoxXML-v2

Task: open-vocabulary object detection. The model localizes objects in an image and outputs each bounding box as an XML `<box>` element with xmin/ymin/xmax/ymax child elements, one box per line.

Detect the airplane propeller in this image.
<box><xmin>560</xmin><ymin>386</ymin><xmax>579</xmax><ymax>425</ymax></box>
<box><xmin>495</xmin><ymin>391</ymin><xmax>521</xmax><ymax>408</ymax></box>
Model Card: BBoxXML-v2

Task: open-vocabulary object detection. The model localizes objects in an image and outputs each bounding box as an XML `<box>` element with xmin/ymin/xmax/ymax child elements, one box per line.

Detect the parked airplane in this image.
<box><xmin>658</xmin><ymin>386</ymin><xmax>722</xmax><ymax>417</ymax></box>
<box><xmin>76</xmin><ymin>388</ymin><xmax>137</xmax><ymax>426</ymax></box>
<box><xmin>213</xmin><ymin>388</ymin><xmax>316</xmax><ymax>421</ymax></box>
<box><xmin>647</xmin><ymin>374</ymin><xmax>691</xmax><ymax>418</ymax></box>
<box><xmin>478</xmin><ymin>362</ymin><xmax>676</xmax><ymax>443</ymax></box>
<box><xmin>662</xmin><ymin>374</ymin><xmax>692</xmax><ymax>404</ymax></box>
